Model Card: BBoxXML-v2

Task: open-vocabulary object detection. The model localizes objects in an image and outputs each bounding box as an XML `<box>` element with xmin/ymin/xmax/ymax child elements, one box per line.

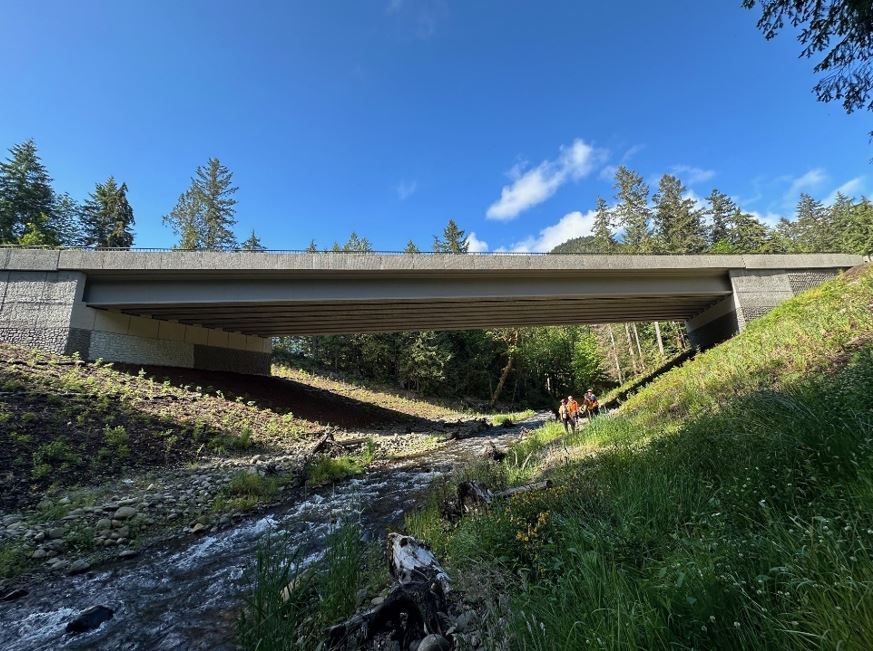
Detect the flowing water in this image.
<box><xmin>1</xmin><ymin>413</ymin><xmax>549</xmax><ymax>650</ymax></box>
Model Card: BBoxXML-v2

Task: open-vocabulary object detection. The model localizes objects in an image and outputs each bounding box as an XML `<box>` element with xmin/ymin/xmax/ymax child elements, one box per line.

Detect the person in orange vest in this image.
<box><xmin>566</xmin><ymin>395</ymin><xmax>580</xmax><ymax>432</ymax></box>
<box><xmin>583</xmin><ymin>388</ymin><xmax>600</xmax><ymax>419</ymax></box>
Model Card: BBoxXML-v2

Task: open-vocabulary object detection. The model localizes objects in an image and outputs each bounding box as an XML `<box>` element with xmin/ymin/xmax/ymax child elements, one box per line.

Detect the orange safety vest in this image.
<box><xmin>567</xmin><ymin>399</ymin><xmax>579</xmax><ymax>415</ymax></box>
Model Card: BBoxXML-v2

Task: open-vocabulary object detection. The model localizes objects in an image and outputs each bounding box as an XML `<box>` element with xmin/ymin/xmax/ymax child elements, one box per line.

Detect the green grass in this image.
<box><xmin>237</xmin><ymin>523</ymin><xmax>386</xmax><ymax>650</ymax></box>
<box><xmin>486</xmin><ymin>408</ymin><xmax>537</xmax><ymax>427</ymax></box>
<box><xmin>402</xmin><ymin>264</ymin><xmax>873</xmax><ymax>650</ymax></box>
<box><xmin>0</xmin><ymin>541</ymin><xmax>31</xmax><ymax>580</ymax></box>
<box><xmin>305</xmin><ymin>455</ymin><xmax>366</xmax><ymax>486</ymax></box>
<box><xmin>213</xmin><ymin>471</ymin><xmax>280</xmax><ymax>512</ymax></box>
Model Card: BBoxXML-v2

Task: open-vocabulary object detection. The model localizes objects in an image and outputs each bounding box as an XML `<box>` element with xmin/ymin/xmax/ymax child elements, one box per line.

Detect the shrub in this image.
<box><xmin>103</xmin><ymin>424</ymin><xmax>130</xmax><ymax>458</ymax></box>
<box><xmin>32</xmin><ymin>440</ymin><xmax>81</xmax><ymax>478</ymax></box>
<box><xmin>0</xmin><ymin>542</ymin><xmax>30</xmax><ymax>579</ymax></box>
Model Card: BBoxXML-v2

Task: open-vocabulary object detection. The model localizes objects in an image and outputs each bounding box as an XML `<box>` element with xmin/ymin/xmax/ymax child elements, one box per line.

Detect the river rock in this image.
<box><xmin>68</xmin><ymin>559</ymin><xmax>91</xmax><ymax>574</ymax></box>
<box><xmin>31</xmin><ymin>548</ymin><xmax>48</xmax><ymax>560</ymax></box>
<box><xmin>454</xmin><ymin>610</ymin><xmax>478</xmax><ymax>632</ymax></box>
<box><xmin>417</xmin><ymin>635</ymin><xmax>450</xmax><ymax>651</ymax></box>
<box><xmin>65</xmin><ymin>605</ymin><xmax>114</xmax><ymax>634</ymax></box>
<box><xmin>118</xmin><ymin>549</ymin><xmax>138</xmax><ymax>560</ymax></box>
<box><xmin>95</xmin><ymin>519</ymin><xmax>111</xmax><ymax>530</ymax></box>
<box><xmin>47</xmin><ymin>527</ymin><xmax>66</xmax><ymax>539</ymax></box>
<box><xmin>113</xmin><ymin>506</ymin><xmax>137</xmax><ymax>520</ymax></box>
<box><xmin>191</xmin><ymin>522</ymin><xmax>207</xmax><ymax>534</ymax></box>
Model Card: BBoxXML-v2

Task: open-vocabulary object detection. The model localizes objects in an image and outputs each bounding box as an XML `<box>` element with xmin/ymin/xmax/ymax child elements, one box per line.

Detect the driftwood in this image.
<box><xmin>441</xmin><ymin>418</ymin><xmax>492</xmax><ymax>442</ymax></box>
<box><xmin>480</xmin><ymin>440</ymin><xmax>507</xmax><ymax>462</ymax></box>
<box><xmin>456</xmin><ymin>479</ymin><xmax>553</xmax><ymax>513</ymax></box>
<box><xmin>285</xmin><ymin>431</ymin><xmax>334</xmax><ymax>487</ymax></box>
<box><xmin>327</xmin><ymin>533</ymin><xmax>451</xmax><ymax>649</ymax></box>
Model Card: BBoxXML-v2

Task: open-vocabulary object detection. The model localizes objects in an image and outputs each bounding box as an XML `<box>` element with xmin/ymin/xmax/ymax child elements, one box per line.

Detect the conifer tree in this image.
<box><xmin>613</xmin><ymin>166</ymin><xmax>653</xmax><ymax>253</ymax></box>
<box><xmin>839</xmin><ymin>197</ymin><xmax>873</xmax><ymax>255</ymax></box>
<box><xmin>53</xmin><ymin>193</ymin><xmax>85</xmax><ymax>247</ymax></box>
<box><xmin>404</xmin><ymin>240</ymin><xmax>420</xmax><ymax>253</ymax></box>
<box><xmin>705</xmin><ymin>189</ymin><xmax>736</xmax><ymax>247</ymax></box>
<box><xmin>17</xmin><ymin>212</ymin><xmax>57</xmax><ymax>246</ymax></box>
<box><xmin>81</xmin><ymin>177</ymin><xmax>135</xmax><ymax>248</ymax></box>
<box><xmin>652</xmin><ymin>174</ymin><xmax>706</xmax><ymax>253</ymax></box>
<box><xmin>433</xmin><ymin>219</ymin><xmax>469</xmax><ymax>253</ymax></box>
<box><xmin>241</xmin><ymin>229</ymin><xmax>266</xmax><ymax>251</ymax></box>
<box><xmin>163</xmin><ymin>158</ymin><xmax>238</xmax><ymax>250</ymax></box>
<box><xmin>0</xmin><ymin>140</ymin><xmax>56</xmax><ymax>243</ymax></box>
<box><xmin>728</xmin><ymin>209</ymin><xmax>770</xmax><ymax>253</ymax></box>
<box><xmin>794</xmin><ymin>193</ymin><xmax>830</xmax><ymax>252</ymax></box>
<box><xmin>305</xmin><ymin>239</ymin><xmax>318</xmax><ymax>253</ymax></box>
<box><xmin>591</xmin><ymin>197</ymin><xmax>616</xmax><ymax>252</ymax></box>
<box><xmin>347</xmin><ymin>232</ymin><xmax>373</xmax><ymax>252</ymax></box>
<box><xmin>196</xmin><ymin>158</ymin><xmax>237</xmax><ymax>250</ymax></box>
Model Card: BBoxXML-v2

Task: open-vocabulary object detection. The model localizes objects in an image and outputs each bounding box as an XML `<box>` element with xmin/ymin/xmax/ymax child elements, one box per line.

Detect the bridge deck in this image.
<box><xmin>1</xmin><ymin>250</ymin><xmax>863</xmax><ymax>336</ymax></box>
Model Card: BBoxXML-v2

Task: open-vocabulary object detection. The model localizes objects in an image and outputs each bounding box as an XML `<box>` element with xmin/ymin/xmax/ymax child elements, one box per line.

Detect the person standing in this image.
<box><xmin>566</xmin><ymin>395</ymin><xmax>580</xmax><ymax>432</ymax></box>
<box><xmin>558</xmin><ymin>398</ymin><xmax>571</xmax><ymax>433</ymax></box>
<box><xmin>583</xmin><ymin>388</ymin><xmax>600</xmax><ymax>418</ymax></box>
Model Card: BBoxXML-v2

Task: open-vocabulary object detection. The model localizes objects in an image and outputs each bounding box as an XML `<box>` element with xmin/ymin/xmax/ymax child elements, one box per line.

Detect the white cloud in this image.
<box><xmin>782</xmin><ymin>168</ymin><xmax>827</xmax><ymax>205</ymax></box>
<box><xmin>486</xmin><ymin>139</ymin><xmax>606</xmax><ymax>221</ymax></box>
<box><xmin>621</xmin><ymin>144</ymin><xmax>645</xmax><ymax>161</ymax></box>
<box><xmin>466</xmin><ymin>231</ymin><xmax>488</xmax><ymax>252</ymax></box>
<box><xmin>749</xmin><ymin>211</ymin><xmax>786</xmax><ymax>228</ymax></box>
<box><xmin>395</xmin><ymin>180</ymin><xmax>417</xmax><ymax>200</ymax></box>
<box><xmin>824</xmin><ymin>176</ymin><xmax>865</xmax><ymax>204</ymax></box>
<box><xmin>386</xmin><ymin>0</ymin><xmax>445</xmax><ymax>39</ymax></box>
<box><xmin>598</xmin><ymin>164</ymin><xmax>618</xmax><ymax>182</ymax></box>
<box><xmin>497</xmin><ymin>210</ymin><xmax>597</xmax><ymax>253</ymax></box>
<box><xmin>669</xmin><ymin>164</ymin><xmax>715</xmax><ymax>186</ymax></box>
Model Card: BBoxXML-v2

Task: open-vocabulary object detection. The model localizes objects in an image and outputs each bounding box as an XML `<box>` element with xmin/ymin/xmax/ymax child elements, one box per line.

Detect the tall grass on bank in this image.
<box><xmin>403</xmin><ymin>266</ymin><xmax>873</xmax><ymax>649</ymax></box>
<box><xmin>237</xmin><ymin>523</ymin><xmax>386</xmax><ymax>650</ymax></box>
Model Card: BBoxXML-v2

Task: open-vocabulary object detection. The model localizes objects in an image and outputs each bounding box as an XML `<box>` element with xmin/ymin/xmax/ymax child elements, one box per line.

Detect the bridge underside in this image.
<box><xmin>83</xmin><ymin>275</ymin><xmax>730</xmax><ymax>336</ymax></box>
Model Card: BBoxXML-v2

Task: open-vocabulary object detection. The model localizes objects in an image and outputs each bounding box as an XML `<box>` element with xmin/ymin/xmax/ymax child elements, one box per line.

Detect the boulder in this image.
<box><xmin>113</xmin><ymin>506</ymin><xmax>137</xmax><ymax>520</ymax></box>
<box><xmin>95</xmin><ymin>518</ymin><xmax>111</xmax><ymax>530</ymax></box>
<box><xmin>454</xmin><ymin>610</ymin><xmax>478</xmax><ymax>632</ymax></box>
<box><xmin>47</xmin><ymin>527</ymin><xmax>66</xmax><ymax>539</ymax></box>
<box><xmin>68</xmin><ymin>559</ymin><xmax>91</xmax><ymax>575</ymax></box>
<box><xmin>417</xmin><ymin>635</ymin><xmax>450</xmax><ymax>651</ymax></box>
<box><xmin>65</xmin><ymin>605</ymin><xmax>114</xmax><ymax>634</ymax></box>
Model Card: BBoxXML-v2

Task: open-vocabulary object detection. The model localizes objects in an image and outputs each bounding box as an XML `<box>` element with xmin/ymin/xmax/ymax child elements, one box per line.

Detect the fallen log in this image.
<box><xmin>494</xmin><ymin>480</ymin><xmax>553</xmax><ymax>499</ymax></box>
<box><xmin>326</xmin><ymin>533</ymin><xmax>451</xmax><ymax>649</ymax></box>
<box><xmin>456</xmin><ymin>479</ymin><xmax>553</xmax><ymax>513</ymax></box>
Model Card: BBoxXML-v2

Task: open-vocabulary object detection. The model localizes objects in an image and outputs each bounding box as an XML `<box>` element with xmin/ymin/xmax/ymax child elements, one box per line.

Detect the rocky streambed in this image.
<box><xmin>0</xmin><ymin>413</ymin><xmax>549</xmax><ymax>650</ymax></box>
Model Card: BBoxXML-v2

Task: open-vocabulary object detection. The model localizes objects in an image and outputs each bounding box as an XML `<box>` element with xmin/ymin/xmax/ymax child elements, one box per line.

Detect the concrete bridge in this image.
<box><xmin>0</xmin><ymin>248</ymin><xmax>863</xmax><ymax>374</ymax></box>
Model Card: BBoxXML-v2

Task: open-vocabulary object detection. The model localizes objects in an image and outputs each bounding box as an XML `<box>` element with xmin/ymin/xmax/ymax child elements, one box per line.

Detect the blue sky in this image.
<box><xmin>1</xmin><ymin>0</ymin><xmax>870</xmax><ymax>251</ymax></box>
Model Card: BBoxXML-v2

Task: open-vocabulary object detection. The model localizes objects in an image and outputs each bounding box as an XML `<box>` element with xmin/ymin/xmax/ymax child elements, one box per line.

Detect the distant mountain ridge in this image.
<box><xmin>550</xmin><ymin>235</ymin><xmax>602</xmax><ymax>254</ymax></box>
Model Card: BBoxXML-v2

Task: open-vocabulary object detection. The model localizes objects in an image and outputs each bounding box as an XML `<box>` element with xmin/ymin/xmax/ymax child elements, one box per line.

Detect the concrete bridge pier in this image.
<box><xmin>685</xmin><ymin>268</ymin><xmax>840</xmax><ymax>349</ymax></box>
<box><xmin>0</xmin><ymin>268</ymin><xmax>272</xmax><ymax>374</ymax></box>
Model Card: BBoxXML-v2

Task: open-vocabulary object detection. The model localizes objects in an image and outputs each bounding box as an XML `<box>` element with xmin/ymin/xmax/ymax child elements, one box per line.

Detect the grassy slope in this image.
<box><xmin>407</xmin><ymin>264</ymin><xmax>873</xmax><ymax>650</ymax></box>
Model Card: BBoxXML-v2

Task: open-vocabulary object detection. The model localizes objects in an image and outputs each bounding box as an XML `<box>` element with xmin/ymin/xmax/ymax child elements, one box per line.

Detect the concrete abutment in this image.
<box><xmin>0</xmin><ymin>270</ymin><xmax>272</xmax><ymax>374</ymax></box>
<box><xmin>684</xmin><ymin>268</ymin><xmax>841</xmax><ymax>349</ymax></box>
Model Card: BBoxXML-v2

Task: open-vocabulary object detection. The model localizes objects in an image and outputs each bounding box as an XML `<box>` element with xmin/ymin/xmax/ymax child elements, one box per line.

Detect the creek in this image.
<box><xmin>1</xmin><ymin>413</ymin><xmax>549</xmax><ymax>650</ymax></box>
